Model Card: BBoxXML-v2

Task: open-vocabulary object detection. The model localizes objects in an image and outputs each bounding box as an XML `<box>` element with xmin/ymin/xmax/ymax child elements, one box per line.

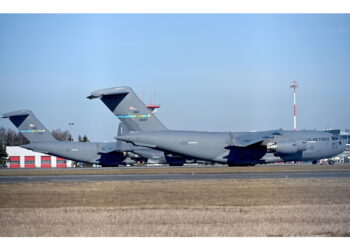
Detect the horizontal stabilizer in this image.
<box><xmin>89</xmin><ymin>86</ymin><xmax>167</xmax><ymax>131</ymax></box>
<box><xmin>3</xmin><ymin>110</ymin><xmax>33</xmax><ymax>118</ymax></box>
<box><xmin>87</xmin><ymin>87</ymin><xmax>130</xmax><ymax>99</ymax></box>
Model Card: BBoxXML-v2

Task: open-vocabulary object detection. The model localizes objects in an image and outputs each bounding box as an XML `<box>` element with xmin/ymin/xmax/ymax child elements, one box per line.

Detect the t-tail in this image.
<box><xmin>3</xmin><ymin>110</ymin><xmax>56</xmax><ymax>143</ymax></box>
<box><xmin>87</xmin><ymin>86</ymin><xmax>167</xmax><ymax>131</ymax></box>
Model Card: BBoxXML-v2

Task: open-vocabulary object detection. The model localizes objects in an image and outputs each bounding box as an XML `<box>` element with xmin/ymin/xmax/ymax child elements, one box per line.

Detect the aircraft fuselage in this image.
<box><xmin>22</xmin><ymin>141</ymin><xmax>125</xmax><ymax>166</ymax></box>
<box><xmin>117</xmin><ymin>129</ymin><xmax>346</xmax><ymax>165</ymax></box>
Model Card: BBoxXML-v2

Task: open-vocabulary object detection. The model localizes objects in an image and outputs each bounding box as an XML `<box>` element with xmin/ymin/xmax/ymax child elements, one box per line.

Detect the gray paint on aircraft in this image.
<box><xmin>89</xmin><ymin>87</ymin><xmax>186</xmax><ymax>165</ymax></box>
<box><xmin>3</xmin><ymin>110</ymin><xmax>126</xmax><ymax>166</ymax></box>
<box><xmin>107</xmin><ymin>86</ymin><xmax>346</xmax><ymax>166</ymax></box>
<box><xmin>87</xmin><ymin>87</ymin><xmax>167</xmax><ymax>132</ymax></box>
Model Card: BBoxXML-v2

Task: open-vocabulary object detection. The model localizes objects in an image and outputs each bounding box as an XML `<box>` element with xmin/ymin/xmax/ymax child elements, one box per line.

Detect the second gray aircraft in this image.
<box><xmin>89</xmin><ymin>86</ymin><xmax>346</xmax><ymax>166</ymax></box>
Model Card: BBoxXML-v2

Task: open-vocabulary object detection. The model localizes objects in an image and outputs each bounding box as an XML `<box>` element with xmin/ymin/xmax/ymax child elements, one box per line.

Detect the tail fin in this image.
<box><xmin>116</xmin><ymin>122</ymin><xmax>134</xmax><ymax>151</ymax></box>
<box><xmin>88</xmin><ymin>86</ymin><xmax>167</xmax><ymax>131</ymax></box>
<box><xmin>3</xmin><ymin>110</ymin><xmax>56</xmax><ymax>143</ymax></box>
<box><xmin>117</xmin><ymin>122</ymin><xmax>131</xmax><ymax>136</ymax></box>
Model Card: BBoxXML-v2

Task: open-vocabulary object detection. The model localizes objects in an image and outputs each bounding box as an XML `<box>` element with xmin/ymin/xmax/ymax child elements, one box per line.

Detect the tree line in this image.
<box><xmin>0</xmin><ymin>127</ymin><xmax>89</xmax><ymax>146</ymax></box>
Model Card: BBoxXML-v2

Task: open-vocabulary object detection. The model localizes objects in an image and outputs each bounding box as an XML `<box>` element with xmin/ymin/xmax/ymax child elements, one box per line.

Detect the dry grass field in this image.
<box><xmin>1</xmin><ymin>178</ymin><xmax>350</xmax><ymax>236</ymax></box>
<box><xmin>1</xmin><ymin>205</ymin><xmax>350</xmax><ymax>237</ymax></box>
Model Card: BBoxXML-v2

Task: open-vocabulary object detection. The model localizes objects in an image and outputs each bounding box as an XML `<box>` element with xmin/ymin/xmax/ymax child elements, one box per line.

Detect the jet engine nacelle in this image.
<box><xmin>267</xmin><ymin>140</ymin><xmax>306</xmax><ymax>154</ymax></box>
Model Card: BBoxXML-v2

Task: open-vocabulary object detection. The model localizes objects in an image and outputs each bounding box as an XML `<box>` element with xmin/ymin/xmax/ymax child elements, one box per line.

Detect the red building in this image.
<box><xmin>6</xmin><ymin>146</ymin><xmax>72</xmax><ymax>168</ymax></box>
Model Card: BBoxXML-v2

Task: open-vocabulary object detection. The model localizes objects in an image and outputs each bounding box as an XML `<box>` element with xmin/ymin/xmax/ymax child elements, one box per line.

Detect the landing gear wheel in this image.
<box><xmin>328</xmin><ymin>160</ymin><xmax>335</xmax><ymax>165</ymax></box>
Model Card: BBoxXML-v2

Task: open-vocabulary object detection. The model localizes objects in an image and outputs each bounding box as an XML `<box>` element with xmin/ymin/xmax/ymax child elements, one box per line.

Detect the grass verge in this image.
<box><xmin>1</xmin><ymin>164</ymin><xmax>350</xmax><ymax>176</ymax></box>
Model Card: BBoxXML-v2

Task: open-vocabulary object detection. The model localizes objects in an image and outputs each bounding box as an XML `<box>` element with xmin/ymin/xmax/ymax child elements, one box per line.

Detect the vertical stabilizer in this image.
<box><xmin>116</xmin><ymin>122</ymin><xmax>134</xmax><ymax>151</ymax></box>
<box><xmin>3</xmin><ymin>110</ymin><xmax>56</xmax><ymax>143</ymax></box>
<box><xmin>88</xmin><ymin>86</ymin><xmax>167</xmax><ymax>131</ymax></box>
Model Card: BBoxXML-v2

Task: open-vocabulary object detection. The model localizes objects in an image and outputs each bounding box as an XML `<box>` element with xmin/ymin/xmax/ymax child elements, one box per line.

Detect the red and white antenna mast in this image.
<box><xmin>146</xmin><ymin>104</ymin><xmax>160</xmax><ymax>113</ymax></box>
<box><xmin>146</xmin><ymin>92</ymin><xmax>160</xmax><ymax>114</ymax></box>
<box><xmin>290</xmin><ymin>80</ymin><xmax>299</xmax><ymax>130</ymax></box>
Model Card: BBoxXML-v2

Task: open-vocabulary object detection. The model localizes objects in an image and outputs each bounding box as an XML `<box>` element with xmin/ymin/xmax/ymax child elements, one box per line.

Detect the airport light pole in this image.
<box><xmin>68</xmin><ymin>122</ymin><xmax>74</xmax><ymax>141</ymax></box>
<box><xmin>290</xmin><ymin>81</ymin><xmax>299</xmax><ymax>130</ymax></box>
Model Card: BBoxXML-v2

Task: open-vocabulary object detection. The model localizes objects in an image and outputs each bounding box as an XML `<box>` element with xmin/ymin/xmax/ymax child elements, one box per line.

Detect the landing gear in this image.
<box><xmin>328</xmin><ymin>159</ymin><xmax>335</xmax><ymax>165</ymax></box>
<box><xmin>312</xmin><ymin>160</ymin><xmax>318</xmax><ymax>165</ymax></box>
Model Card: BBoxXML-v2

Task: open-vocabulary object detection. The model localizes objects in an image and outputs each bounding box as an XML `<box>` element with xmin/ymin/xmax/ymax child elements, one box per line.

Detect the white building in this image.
<box><xmin>6</xmin><ymin>146</ymin><xmax>72</xmax><ymax>168</ymax></box>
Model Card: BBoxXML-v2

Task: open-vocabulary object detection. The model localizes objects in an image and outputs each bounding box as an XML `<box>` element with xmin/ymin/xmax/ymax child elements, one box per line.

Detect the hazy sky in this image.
<box><xmin>0</xmin><ymin>14</ymin><xmax>349</xmax><ymax>141</ymax></box>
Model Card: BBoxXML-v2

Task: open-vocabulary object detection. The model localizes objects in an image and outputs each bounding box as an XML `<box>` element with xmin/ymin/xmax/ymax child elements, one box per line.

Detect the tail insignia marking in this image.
<box><xmin>116</xmin><ymin>114</ymin><xmax>151</xmax><ymax>119</ymax></box>
<box><xmin>20</xmin><ymin>129</ymin><xmax>46</xmax><ymax>133</ymax></box>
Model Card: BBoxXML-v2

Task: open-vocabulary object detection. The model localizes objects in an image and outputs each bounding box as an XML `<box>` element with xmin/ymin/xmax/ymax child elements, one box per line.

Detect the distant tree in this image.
<box><xmin>82</xmin><ymin>135</ymin><xmax>89</xmax><ymax>142</ymax></box>
<box><xmin>0</xmin><ymin>144</ymin><xmax>7</xmax><ymax>158</ymax></box>
<box><xmin>51</xmin><ymin>129</ymin><xmax>71</xmax><ymax>141</ymax></box>
<box><xmin>5</xmin><ymin>129</ymin><xmax>28</xmax><ymax>146</ymax></box>
<box><xmin>16</xmin><ymin>132</ymin><xmax>29</xmax><ymax>145</ymax></box>
<box><xmin>77</xmin><ymin>135</ymin><xmax>89</xmax><ymax>142</ymax></box>
<box><xmin>0</xmin><ymin>127</ymin><xmax>6</xmax><ymax>146</ymax></box>
<box><xmin>6</xmin><ymin>130</ymin><xmax>16</xmax><ymax>145</ymax></box>
<box><xmin>0</xmin><ymin>142</ymin><xmax>8</xmax><ymax>166</ymax></box>
<box><xmin>0</xmin><ymin>126</ymin><xmax>74</xmax><ymax>145</ymax></box>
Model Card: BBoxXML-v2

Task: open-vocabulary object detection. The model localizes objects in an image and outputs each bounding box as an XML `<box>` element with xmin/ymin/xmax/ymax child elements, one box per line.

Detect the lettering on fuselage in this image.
<box><xmin>306</xmin><ymin>137</ymin><xmax>330</xmax><ymax>142</ymax></box>
<box><xmin>116</xmin><ymin>114</ymin><xmax>151</xmax><ymax>119</ymax></box>
<box><xmin>180</xmin><ymin>140</ymin><xmax>198</xmax><ymax>145</ymax></box>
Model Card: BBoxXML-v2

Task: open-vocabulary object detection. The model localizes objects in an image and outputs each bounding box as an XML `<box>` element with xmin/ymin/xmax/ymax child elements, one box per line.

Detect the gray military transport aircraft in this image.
<box><xmin>3</xmin><ymin>110</ymin><xmax>127</xmax><ymax>166</ymax></box>
<box><xmin>89</xmin><ymin>86</ymin><xmax>346</xmax><ymax>166</ymax></box>
<box><xmin>87</xmin><ymin>87</ymin><xmax>188</xmax><ymax>166</ymax></box>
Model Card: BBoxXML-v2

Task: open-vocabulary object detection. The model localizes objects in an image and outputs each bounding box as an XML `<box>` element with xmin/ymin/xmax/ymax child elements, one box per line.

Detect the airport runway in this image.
<box><xmin>1</xmin><ymin>170</ymin><xmax>350</xmax><ymax>183</ymax></box>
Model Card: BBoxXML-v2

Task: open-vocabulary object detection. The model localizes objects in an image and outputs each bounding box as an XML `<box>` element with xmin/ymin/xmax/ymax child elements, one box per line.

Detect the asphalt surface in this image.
<box><xmin>0</xmin><ymin>163</ymin><xmax>333</xmax><ymax>172</ymax></box>
<box><xmin>1</xmin><ymin>170</ymin><xmax>350</xmax><ymax>183</ymax></box>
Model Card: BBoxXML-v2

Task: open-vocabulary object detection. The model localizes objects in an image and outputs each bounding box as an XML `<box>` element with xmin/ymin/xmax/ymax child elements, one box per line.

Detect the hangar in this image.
<box><xmin>5</xmin><ymin>146</ymin><xmax>72</xmax><ymax>168</ymax></box>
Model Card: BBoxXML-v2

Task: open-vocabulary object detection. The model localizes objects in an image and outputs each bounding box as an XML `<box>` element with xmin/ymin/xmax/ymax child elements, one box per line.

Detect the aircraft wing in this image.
<box><xmin>97</xmin><ymin>142</ymin><xmax>125</xmax><ymax>153</ymax></box>
<box><xmin>231</xmin><ymin>130</ymin><xmax>281</xmax><ymax>147</ymax></box>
